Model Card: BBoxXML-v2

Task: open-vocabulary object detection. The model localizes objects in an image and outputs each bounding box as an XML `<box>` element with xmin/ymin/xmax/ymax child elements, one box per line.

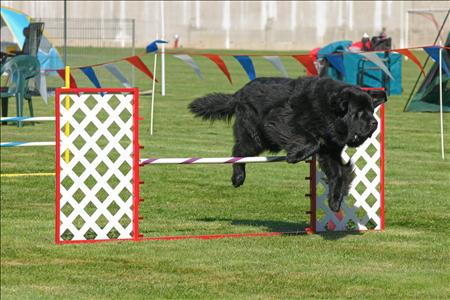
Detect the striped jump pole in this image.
<box><xmin>0</xmin><ymin>117</ymin><xmax>55</xmax><ymax>122</ymax></box>
<box><xmin>0</xmin><ymin>141</ymin><xmax>55</xmax><ymax>147</ymax></box>
<box><xmin>1</xmin><ymin>117</ymin><xmax>56</xmax><ymax>148</ymax></box>
<box><xmin>139</xmin><ymin>156</ymin><xmax>287</xmax><ymax>165</ymax></box>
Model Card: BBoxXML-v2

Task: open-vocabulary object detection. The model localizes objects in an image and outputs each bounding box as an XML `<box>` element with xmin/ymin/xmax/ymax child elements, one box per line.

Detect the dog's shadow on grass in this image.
<box><xmin>197</xmin><ymin>218</ymin><xmax>362</xmax><ymax>240</ymax></box>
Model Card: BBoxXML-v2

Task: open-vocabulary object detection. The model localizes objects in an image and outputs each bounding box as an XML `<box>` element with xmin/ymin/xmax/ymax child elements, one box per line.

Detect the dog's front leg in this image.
<box><xmin>264</xmin><ymin>123</ymin><xmax>319</xmax><ymax>164</ymax></box>
<box><xmin>285</xmin><ymin>134</ymin><xmax>320</xmax><ymax>164</ymax></box>
<box><xmin>317</xmin><ymin>146</ymin><xmax>353</xmax><ymax>212</ymax></box>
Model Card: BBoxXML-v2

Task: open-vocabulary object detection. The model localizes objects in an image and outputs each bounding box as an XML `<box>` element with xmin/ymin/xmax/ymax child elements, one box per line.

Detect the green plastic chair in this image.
<box><xmin>0</xmin><ymin>55</ymin><xmax>40</xmax><ymax>127</ymax></box>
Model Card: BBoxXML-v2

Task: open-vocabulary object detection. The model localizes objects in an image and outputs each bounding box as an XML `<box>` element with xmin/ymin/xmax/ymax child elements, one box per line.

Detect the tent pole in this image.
<box><xmin>439</xmin><ymin>46</ymin><xmax>444</xmax><ymax>160</ymax></box>
<box><xmin>404</xmin><ymin>9</ymin><xmax>450</xmax><ymax>111</ymax></box>
<box><xmin>150</xmin><ymin>52</ymin><xmax>158</xmax><ymax>135</ymax></box>
<box><xmin>160</xmin><ymin>1</ymin><xmax>165</xmax><ymax>96</ymax></box>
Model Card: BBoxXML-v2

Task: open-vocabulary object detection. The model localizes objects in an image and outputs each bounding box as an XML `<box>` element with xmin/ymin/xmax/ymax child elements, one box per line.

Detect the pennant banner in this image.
<box><xmin>44</xmin><ymin>44</ymin><xmax>449</xmax><ymax>88</ymax></box>
<box><xmin>394</xmin><ymin>49</ymin><xmax>426</xmax><ymax>77</ymax></box>
<box><xmin>234</xmin><ymin>55</ymin><xmax>256</xmax><ymax>80</ymax></box>
<box><xmin>423</xmin><ymin>46</ymin><xmax>450</xmax><ymax>77</ymax></box>
<box><xmin>146</xmin><ymin>39</ymin><xmax>168</xmax><ymax>53</ymax></box>
<box><xmin>56</xmin><ymin>69</ymin><xmax>78</xmax><ymax>88</ymax></box>
<box><xmin>104</xmin><ymin>63</ymin><xmax>132</xmax><ymax>88</ymax></box>
<box><xmin>263</xmin><ymin>56</ymin><xmax>289</xmax><ymax>78</ymax></box>
<box><xmin>173</xmin><ymin>54</ymin><xmax>204</xmax><ymax>80</ymax></box>
<box><xmin>291</xmin><ymin>55</ymin><xmax>318</xmax><ymax>76</ymax></box>
<box><xmin>203</xmin><ymin>54</ymin><xmax>232</xmax><ymax>83</ymax></box>
<box><xmin>358</xmin><ymin>52</ymin><xmax>394</xmax><ymax>80</ymax></box>
<box><xmin>325</xmin><ymin>54</ymin><xmax>345</xmax><ymax>77</ymax></box>
<box><xmin>80</xmin><ymin>66</ymin><xmax>102</xmax><ymax>88</ymax></box>
<box><xmin>126</xmin><ymin>56</ymin><xmax>157</xmax><ymax>82</ymax></box>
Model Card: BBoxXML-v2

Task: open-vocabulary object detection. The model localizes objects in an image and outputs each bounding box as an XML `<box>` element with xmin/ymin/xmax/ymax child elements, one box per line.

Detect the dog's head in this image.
<box><xmin>332</xmin><ymin>87</ymin><xmax>387</xmax><ymax>147</ymax></box>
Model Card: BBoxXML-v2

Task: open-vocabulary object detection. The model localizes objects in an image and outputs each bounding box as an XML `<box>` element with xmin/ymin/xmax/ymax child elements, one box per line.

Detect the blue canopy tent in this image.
<box><xmin>1</xmin><ymin>5</ymin><xmax>64</xmax><ymax>72</ymax></box>
<box><xmin>317</xmin><ymin>40</ymin><xmax>402</xmax><ymax>95</ymax></box>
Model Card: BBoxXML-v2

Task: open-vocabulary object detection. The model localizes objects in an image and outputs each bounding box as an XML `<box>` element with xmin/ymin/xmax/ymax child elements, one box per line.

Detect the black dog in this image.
<box><xmin>189</xmin><ymin>76</ymin><xmax>386</xmax><ymax>212</ymax></box>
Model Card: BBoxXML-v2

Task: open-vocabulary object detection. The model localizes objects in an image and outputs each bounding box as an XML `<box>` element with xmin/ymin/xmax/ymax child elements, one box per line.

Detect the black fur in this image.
<box><xmin>189</xmin><ymin>76</ymin><xmax>386</xmax><ymax>212</ymax></box>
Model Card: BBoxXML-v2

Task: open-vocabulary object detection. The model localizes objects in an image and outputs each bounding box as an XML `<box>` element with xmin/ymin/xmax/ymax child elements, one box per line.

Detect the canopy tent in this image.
<box><xmin>404</xmin><ymin>32</ymin><xmax>450</xmax><ymax>112</ymax></box>
<box><xmin>314</xmin><ymin>39</ymin><xmax>402</xmax><ymax>95</ymax></box>
<box><xmin>1</xmin><ymin>5</ymin><xmax>64</xmax><ymax>72</ymax></box>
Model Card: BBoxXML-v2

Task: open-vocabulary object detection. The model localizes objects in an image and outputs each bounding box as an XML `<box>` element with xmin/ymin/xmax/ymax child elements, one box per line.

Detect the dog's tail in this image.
<box><xmin>189</xmin><ymin>93</ymin><xmax>235</xmax><ymax>121</ymax></box>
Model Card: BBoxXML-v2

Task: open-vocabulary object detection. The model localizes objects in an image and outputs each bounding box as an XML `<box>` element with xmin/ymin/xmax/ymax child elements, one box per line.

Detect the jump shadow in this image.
<box><xmin>197</xmin><ymin>217</ymin><xmax>363</xmax><ymax>240</ymax></box>
<box><xmin>314</xmin><ymin>230</ymin><xmax>364</xmax><ymax>240</ymax></box>
<box><xmin>198</xmin><ymin>217</ymin><xmax>308</xmax><ymax>233</ymax></box>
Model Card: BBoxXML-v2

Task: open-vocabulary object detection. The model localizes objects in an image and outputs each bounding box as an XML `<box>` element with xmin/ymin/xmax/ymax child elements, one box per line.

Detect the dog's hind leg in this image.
<box><xmin>231</xmin><ymin>113</ymin><xmax>264</xmax><ymax>187</ymax></box>
<box><xmin>231</xmin><ymin>144</ymin><xmax>260</xmax><ymax>187</ymax></box>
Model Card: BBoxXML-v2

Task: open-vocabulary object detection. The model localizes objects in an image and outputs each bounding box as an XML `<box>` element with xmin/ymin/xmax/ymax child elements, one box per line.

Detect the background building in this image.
<box><xmin>2</xmin><ymin>1</ymin><xmax>449</xmax><ymax>50</ymax></box>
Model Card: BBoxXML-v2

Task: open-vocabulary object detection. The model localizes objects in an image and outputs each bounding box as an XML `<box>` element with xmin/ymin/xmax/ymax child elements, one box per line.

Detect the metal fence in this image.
<box><xmin>35</xmin><ymin>18</ymin><xmax>136</xmax><ymax>87</ymax></box>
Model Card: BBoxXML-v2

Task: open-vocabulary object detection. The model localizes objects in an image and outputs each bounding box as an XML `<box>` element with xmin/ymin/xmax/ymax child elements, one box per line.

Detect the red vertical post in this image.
<box><xmin>55</xmin><ymin>88</ymin><xmax>61</xmax><ymax>244</ymax></box>
<box><xmin>132</xmin><ymin>88</ymin><xmax>141</xmax><ymax>240</ymax></box>
<box><xmin>306</xmin><ymin>156</ymin><xmax>317</xmax><ymax>234</ymax></box>
<box><xmin>380</xmin><ymin>103</ymin><xmax>385</xmax><ymax>230</ymax></box>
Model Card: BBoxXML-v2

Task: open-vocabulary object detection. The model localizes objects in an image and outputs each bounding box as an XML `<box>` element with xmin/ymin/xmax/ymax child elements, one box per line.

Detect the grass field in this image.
<box><xmin>1</xmin><ymin>48</ymin><xmax>449</xmax><ymax>299</ymax></box>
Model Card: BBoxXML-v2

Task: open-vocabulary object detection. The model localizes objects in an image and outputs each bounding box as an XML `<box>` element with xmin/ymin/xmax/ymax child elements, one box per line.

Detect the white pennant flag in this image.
<box><xmin>358</xmin><ymin>52</ymin><xmax>394</xmax><ymax>80</ymax></box>
<box><xmin>263</xmin><ymin>56</ymin><xmax>289</xmax><ymax>77</ymax></box>
<box><xmin>104</xmin><ymin>63</ymin><xmax>132</xmax><ymax>88</ymax></box>
<box><xmin>38</xmin><ymin>71</ymin><xmax>48</xmax><ymax>104</ymax></box>
<box><xmin>173</xmin><ymin>54</ymin><xmax>204</xmax><ymax>79</ymax></box>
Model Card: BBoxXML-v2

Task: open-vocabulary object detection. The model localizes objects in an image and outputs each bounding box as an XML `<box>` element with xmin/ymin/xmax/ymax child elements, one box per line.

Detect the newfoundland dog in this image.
<box><xmin>189</xmin><ymin>76</ymin><xmax>386</xmax><ymax>212</ymax></box>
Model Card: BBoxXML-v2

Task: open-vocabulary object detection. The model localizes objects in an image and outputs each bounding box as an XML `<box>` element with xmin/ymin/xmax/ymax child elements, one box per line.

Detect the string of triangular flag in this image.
<box><xmin>39</xmin><ymin>42</ymin><xmax>448</xmax><ymax>91</ymax></box>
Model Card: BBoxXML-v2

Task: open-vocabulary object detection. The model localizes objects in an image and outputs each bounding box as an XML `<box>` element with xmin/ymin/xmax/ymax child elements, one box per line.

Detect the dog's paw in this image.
<box><xmin>328</xmin><ymin>192</ymin><xmax>344</xmax><ymax>212</ymax></box>
<box><xmin>286</xmin><ymin>153</ymin><xmax>303</xmax><ymax>164</ymax></box>
<box><xmin>231</xmin><ymin>173</ymin><xmax>245</xmax><ymax>187</ymax></box>
<box><xmin>286</xmin><ymin>147</ymin><xmax>316</xmax><ymax>164</ymax></box>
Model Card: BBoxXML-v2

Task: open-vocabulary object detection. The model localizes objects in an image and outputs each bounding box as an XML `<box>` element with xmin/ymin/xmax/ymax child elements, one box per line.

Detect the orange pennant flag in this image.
<box><xmin>395</xmin><ymin>49</ymin><xmax>426</xmax><ymax>77</ymax></box>
<box><xmin>292</xmin><ymin>55</ymin><xmax>318</xmax><ymax>76</ymax></box>
<box><xmin>56</xmin><ymin>69</ymin><xmax>78</xmax><ymax>88</ymax></box>
<box><xmin>203</xmin><ymin>54</ymin><xmax>232</xmax><ymax>84</ymax></box>
<box><xmin>126</xmin><ymin>56</ymin><xmax>158</xmax><ymax>82</ymax></box>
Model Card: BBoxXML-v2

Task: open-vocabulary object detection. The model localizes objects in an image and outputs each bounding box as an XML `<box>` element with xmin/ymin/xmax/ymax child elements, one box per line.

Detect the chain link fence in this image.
<box><xmin>35</xmin><ymin>18</ymin><xmax>136</xmax><ymax>87</ymax></box>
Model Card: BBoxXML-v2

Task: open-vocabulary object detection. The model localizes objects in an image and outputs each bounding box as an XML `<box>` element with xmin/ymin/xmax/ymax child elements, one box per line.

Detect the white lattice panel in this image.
<box><xmin>315</xmin><ymin>106</ymin><xmax>384</xmax><ymax>232</ymax></box>
<box><xmin>56</xmin><ymin>89</ymin><xmax>139</xmax><ymax>243</ymax></box>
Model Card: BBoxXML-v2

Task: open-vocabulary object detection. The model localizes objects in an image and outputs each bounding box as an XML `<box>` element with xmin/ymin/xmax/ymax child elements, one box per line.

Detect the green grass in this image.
<box><xmin>1</xmin><ymin>48</ymin><xmax>450</xmax><ymax>299</ymax></box>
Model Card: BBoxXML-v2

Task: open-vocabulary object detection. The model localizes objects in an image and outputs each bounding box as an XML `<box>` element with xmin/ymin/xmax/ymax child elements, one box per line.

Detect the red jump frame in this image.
<box><xmin>55</xmin><ymin>87</ymin><xmax>385</xmax><ymax>244</ymax></box>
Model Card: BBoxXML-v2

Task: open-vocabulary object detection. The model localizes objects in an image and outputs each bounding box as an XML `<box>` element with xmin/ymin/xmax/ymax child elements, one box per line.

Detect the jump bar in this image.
<box><xmin>0</xmin><ymin>141</ymin><xmax>56</xmax><ymax>147</ymax></box>
<box><xmin>0</xmin><ymin>117</ymin><xmax>55</xmax><ymax>122</ymax></box>
<box><xmin>139</xmin><ymin>156</ymin><xmax>287</xmax><ymax>165</ymax></box>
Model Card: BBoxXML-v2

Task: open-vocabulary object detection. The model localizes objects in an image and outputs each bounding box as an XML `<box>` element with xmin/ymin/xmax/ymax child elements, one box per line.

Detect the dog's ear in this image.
<box><xmin>330</xmin><ymin>89</ymin><xmax>351</xmax><ymax>116</ymax></box>
<box><xmin>368</xmin><ymin>90</ymin><xmax>387</xmax><ymax>108</ymax></box>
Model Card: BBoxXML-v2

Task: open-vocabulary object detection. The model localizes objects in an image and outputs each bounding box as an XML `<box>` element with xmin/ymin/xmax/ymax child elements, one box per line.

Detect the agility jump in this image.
<box><xmin>55</xmin><ymin>87</ymin><xmax>384</xmax><ymax>244</ymax></box>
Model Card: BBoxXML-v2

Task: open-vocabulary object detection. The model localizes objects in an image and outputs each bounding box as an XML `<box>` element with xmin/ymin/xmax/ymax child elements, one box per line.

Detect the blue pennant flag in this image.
<box><xmin>423</xmin><ymin>46</ymin><xmax>450</xmax><ymax>77</ymax></box>
<box><xmin>326</xmin><ymin>54</ymin><xmax>345</xmax><ymax>77</ymax></box>
<box><xmin>146</xmin><ymin>40</ymin><xmax>168</xmax><ymax>53</ymax></box>
<box><xmin>80</xmin><ymin>66</ymin><xmax>102</xmax><ymax>88</ymax></box>
<box><xmin>234</xmin><ymin>55</ymin><xmax>256</xmax><ymax>80</ymax></box>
